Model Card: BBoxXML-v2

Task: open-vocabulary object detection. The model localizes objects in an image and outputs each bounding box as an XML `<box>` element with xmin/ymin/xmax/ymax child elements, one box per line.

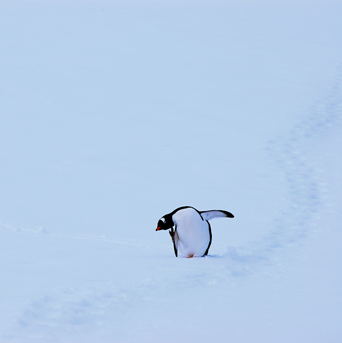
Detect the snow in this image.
<box><xmin>1</xmin><ymin>0</ymin><xmax>342</xmax><ymax>342</ymax></box>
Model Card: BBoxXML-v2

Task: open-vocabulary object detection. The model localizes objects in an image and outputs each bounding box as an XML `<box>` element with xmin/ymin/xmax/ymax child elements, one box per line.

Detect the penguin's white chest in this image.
<box><xmin>172</xmin><ymin>208</ymin><xmax>210</xmax><ymax>258</ymax></box>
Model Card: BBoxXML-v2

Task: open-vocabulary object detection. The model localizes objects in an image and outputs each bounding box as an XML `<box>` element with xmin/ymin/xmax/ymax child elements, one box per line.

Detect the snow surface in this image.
<box><xmin>1</xmin><ymin>0</ymin><xmax>342</xmax><ymax>342</ymax></box>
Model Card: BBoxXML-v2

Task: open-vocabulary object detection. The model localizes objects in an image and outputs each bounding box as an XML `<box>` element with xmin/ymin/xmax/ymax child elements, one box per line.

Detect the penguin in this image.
<box><xmin>156</xmin><ymin>206</ymin><xmax>234</xmax><ymax>258</ymax></box>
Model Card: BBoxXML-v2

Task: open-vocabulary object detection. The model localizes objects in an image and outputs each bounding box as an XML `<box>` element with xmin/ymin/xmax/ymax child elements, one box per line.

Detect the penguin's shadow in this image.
<box><xmin>205</xmin><ymin>254</ymin><xmax>225</xmax><ymax>258</ymax></box>
<box><xmin>206</xmin><ymin>246</ymin><xmax>240</xmax><ymax>259</ymax></box>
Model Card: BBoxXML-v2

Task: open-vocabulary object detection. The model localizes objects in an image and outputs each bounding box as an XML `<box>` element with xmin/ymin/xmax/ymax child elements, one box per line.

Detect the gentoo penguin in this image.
<box><xmin>156</xmin><ymin>206</ymin><xmax>234</xmax><ymax>258</ymax></box>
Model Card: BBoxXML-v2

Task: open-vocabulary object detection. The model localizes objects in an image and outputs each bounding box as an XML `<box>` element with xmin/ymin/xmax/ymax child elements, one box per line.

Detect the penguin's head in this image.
<box><xmin>156</xmin><ymin>215</ymin><xmax>174</xmax><ymax>231</ymax></box>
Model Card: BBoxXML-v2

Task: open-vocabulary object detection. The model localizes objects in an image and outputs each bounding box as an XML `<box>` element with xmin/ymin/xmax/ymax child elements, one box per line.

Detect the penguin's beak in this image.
<box><xmin>156</xmin><ymin>226</ymin><xmax>161</xmax><ymax>231</ymax></box>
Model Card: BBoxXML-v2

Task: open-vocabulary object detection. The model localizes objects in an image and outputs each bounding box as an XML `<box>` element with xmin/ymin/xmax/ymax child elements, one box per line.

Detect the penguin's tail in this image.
<box><xmin>200</xmin><ymin>210</ymin><xmax>234</xmax><ymax>221</ymax></box>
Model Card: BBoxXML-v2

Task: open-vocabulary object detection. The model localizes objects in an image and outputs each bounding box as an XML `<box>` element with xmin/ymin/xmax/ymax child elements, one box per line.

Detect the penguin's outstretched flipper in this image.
<box><xmin>200</xmin><ymin>210</ymin><xmax>234</xmax><ymax>221</ymax></box>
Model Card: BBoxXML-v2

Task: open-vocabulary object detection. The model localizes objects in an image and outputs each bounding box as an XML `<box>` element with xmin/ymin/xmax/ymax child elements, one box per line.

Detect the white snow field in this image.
<box><xmin>1</xmin><ymin>1</ymin><xmax>342</xmax><ymax>342</ymax></box>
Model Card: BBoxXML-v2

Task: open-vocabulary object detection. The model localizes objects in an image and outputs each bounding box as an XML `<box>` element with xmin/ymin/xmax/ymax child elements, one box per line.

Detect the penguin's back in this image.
<box><xmin>172</xmin><ymin>207</ymin><xmax>210</xmax><ymax>258</ymax></box>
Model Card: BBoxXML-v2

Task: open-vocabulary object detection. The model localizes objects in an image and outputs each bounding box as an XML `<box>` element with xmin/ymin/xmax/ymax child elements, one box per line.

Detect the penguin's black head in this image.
<box><xmin>156</xmin><ymin>215</ymin><xmax>174</xmax><ymax>231</ymax></box>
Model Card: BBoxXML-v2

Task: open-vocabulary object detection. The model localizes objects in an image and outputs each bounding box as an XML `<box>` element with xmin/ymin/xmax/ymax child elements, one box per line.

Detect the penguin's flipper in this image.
<box><xmin>171</xmin><ymin>227</ymin><xmax>178</xmax><ymax>257</ymax></box>
<box><xmin>200</xmin><ymin>210</ymin><xmax>234</xmax><ymax>221</ymax></box>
